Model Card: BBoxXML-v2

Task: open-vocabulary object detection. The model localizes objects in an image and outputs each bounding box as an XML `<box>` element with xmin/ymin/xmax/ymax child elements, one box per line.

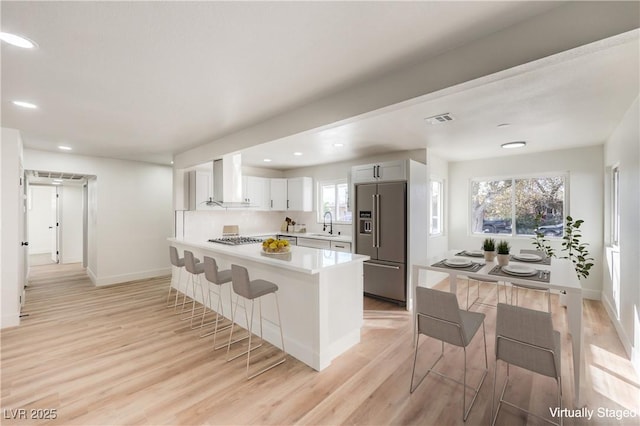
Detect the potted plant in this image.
<box><xmin>496</xmin><ymin>240</ymin><xmax>510</xmax><ymax>266</ymax></box>
<box><xmin>531</xmin><ymin>212</ymin><xmax>556</xmax><ymax>258</ymax></box>
<box><xmin>482</xmin><ymin>237</ymin><xmax>496</xmax><ymax>262</ymax></box>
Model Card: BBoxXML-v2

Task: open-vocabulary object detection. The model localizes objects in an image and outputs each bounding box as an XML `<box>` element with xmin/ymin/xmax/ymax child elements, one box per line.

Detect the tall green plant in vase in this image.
<box><xmin>561</xmin><ymin>216</ymin><xmax>594</xmax><ymax>280</ymax></box>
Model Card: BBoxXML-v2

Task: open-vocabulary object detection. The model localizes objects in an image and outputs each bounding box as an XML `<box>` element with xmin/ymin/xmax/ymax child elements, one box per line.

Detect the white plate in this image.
<box><xmin>444</xmin><ymin>257</ymin><xmax>473</xmax><ymax>268</ymax></box>
<box><xmin>513</xmin><ymin>253</ymin><xmax>543</xmax><ymax>262</ymax></box>
<box><xmin>464</xmin><ymin>250</ymin><xmax>484</xmax><ymax>257</ymax></box>
<box><xmin>502</xmin><ymin>265</ymin><xmax>537</xmax><ymax>276</ymax></box>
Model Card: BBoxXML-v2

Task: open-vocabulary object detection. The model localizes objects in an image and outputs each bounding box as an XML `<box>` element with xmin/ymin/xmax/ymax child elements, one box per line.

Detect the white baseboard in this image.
<box><xmin>581</xmin><ymin>288</ymin><xmax>601</xmax><ymax>300</ymax></box>
<box><xmin>1</xmin><ymin>313</ymin><xmax>20</xmax><ymax>329</ymax></box>
<box><xmin>601</xmin><ymin>292</ymin><xmax>633</xmax><ymax>359</ymax></box>
<box><xmin>87</xmin><ymin>267</ymin><xmax>98</xmax><ymax>285</ymax></box>
<box><xmin>94</xmin><ymin>268</ymin><xmax>171</xmax><ymax>286</ymax></box>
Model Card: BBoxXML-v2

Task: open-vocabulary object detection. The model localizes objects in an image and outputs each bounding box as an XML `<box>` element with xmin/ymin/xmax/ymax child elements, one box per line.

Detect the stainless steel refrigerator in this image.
<box><xmin>355</xmin><ymin>181</ymin><xmax>407</xmax><ymax>305</ymax></box>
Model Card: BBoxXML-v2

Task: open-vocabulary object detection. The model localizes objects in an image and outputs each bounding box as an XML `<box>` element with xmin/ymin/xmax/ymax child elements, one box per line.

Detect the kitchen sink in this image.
<box><xmin>308</xmin><ymin>233</ymin><xmax>339</xmax><ymax>238</ymax></box>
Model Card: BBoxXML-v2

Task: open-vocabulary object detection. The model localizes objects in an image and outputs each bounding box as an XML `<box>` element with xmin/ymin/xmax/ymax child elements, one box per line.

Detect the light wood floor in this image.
<box><xmin>2</xmin><ymin>263</ymin><xmax>639</xmax><ymax>425</ymax></box>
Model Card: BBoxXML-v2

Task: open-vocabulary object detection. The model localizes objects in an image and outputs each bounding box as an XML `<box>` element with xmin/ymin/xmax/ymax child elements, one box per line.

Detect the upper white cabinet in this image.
<box><xmin>287</xmin><ymin>177</ymin><xmax>312</xmax><ymax>212</ymax></box>
<box><xmin>243</xmin><ymin>176</ymin><xmax>270</xmax><ymax>210</ymax></box>
<box><xmin>269</xmin><ymin>178</ymin><xmax>288</xmax><ymax>211</ymax></box>
<box><xmin>187</xmin><ymin>168</ymin><xmax>213</xmax><ymax>210</ymax></box>
<box><xmin>351</xmin><ymin>160</ymin><xmax>406</xmax><ymax>184</ymax></box>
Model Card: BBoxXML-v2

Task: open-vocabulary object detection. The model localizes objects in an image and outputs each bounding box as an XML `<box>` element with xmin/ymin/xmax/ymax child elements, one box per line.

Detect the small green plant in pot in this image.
<box><xmin>496</xmin><ymin>240</ymin><xmax>511</xmax><ymax>266</ymax></box>
<box><xmin>482</xmin><ymin>237</ymin><xmax>496</xmax><ymax>262</ymax></box>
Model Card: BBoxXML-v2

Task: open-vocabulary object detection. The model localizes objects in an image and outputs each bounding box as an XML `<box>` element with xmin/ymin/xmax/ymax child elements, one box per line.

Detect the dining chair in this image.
<box><xmin>410</xmin><ymin>286</ymin><xmax>488</xmax><ymax>422</ymax></box>
<box><xmin>511</xmin><ymin>249</ymin><xmax>551</xmax><ymax>312</ymax></box>
<box><xmin>465</xmin><ymin>274</ymin><xmax>508</xmax><ymax>310</ymax></box>
<box><xmin>492</xmin><ymin>303</ymin><xmax>562</xmax><ymax>426</ymax></box>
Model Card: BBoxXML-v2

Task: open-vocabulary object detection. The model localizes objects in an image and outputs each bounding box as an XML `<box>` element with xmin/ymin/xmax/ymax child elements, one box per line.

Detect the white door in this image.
<box><xmin>50</xmin><ymin>188</ymin><xmax>60</xmax><ymax>263</ymax></box>
<box><xmin>18</xmin><ymin>167</ymin><xmax>27</xmax><ymax>306</ymax></box>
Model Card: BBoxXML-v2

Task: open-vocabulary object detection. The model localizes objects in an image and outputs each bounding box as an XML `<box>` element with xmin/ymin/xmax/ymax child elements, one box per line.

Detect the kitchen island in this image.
<box><xmin>168</xmin><ymin>237</ymin><xmax>369</xmax><ymax>371</ymax></box>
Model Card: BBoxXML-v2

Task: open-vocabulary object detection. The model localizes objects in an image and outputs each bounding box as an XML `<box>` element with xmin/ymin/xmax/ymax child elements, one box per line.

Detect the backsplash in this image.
<box><xmin>181</xmin><ymin>210</ymin><xmax>352</xmax><ymax>241</ymax></box>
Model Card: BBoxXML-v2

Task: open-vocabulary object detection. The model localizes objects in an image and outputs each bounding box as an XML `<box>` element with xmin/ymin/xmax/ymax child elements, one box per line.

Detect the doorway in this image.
<box><xmin>26</xmin><ymin>171</ymin><xmax>91</xmax><ymax>269</ymax></box>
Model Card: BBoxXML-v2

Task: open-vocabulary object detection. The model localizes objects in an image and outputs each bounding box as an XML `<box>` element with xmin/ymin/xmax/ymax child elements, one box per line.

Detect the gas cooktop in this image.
<box><xmin>208</xmin><ymin>236</ymin><xmax>264</xmax><ymax>246</ymax></box>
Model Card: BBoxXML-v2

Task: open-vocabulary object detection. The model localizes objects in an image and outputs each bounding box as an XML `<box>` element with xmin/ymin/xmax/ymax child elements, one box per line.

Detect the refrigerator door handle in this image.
<box><xmin>375</xmin><ymin>193</ymin><xmax>381</xmax><ymax>247</ymax></box>
<box><xmin>366</xmin><ymin>262</ymin><xmax>400</xmax><ymax>270</ymax></box>
<box><xmin>372</xmin><ymin>165</ymin><xmax>376</xmax><ymax>179</ymax></box>
<box><xmin>372</xmin><ymin>194</ymin><xmax>377</xmax><ymax>248</ymax></box>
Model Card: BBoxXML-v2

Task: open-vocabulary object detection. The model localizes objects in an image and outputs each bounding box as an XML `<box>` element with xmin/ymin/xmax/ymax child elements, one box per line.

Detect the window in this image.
<box><xmin>612</xmin><ymin>166</ymin><xmax>620</xmax><ymax>246</ymax></box>
<box><xmin>317</xmin><ymin>180</ymin><xmax>352</xmax><ymax>223</ymax></box>
<box><xmin>430</xmin><ymin>179</ymin><xmax>443</xmax><ymax>235</ymax></box>
<box><xmin>470</xmin><ymin>175</ymin><xmax>566</xmax><ymax>236</ymax></box>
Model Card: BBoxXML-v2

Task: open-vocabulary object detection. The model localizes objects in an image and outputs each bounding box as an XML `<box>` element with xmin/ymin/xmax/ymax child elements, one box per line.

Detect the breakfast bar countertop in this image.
<box><xmin>168</xmin><ymin>237</ymin><xmax>368</xmax><ymax>275</ymax></box>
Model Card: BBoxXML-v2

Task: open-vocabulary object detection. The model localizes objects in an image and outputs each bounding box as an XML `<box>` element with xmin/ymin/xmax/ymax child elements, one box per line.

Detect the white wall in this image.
<box><xmin>61</xmin><ymin>184</ymin><xmax>83</xmax><ymax>263</ymax></box>
<box><xmin>1</xmin><ymin>128</ymin><xmax>24</xmax><ymax>328</ymax></box>
<box><xmin>603</xmin><ymin>96</ymin><xmax>640</xmax><ymax>373</ymax></box>
<box><xmin>423</xmin><ymin>150</ymin><xmax>450</xmax><ymax>288</ymax></box>
<box><xmin>448</xmin><ymin>145</ymin><xmax>604</xmax><ymax>299</ymax></box>
<box><xmin>87</xmin><ymin>177</ymin><xmax>98</xmax><ymax>276</ymax></box>
<box><xmin>28</xmin><ymin>185</ymin><xmax>56</xmax><ymax>254</ymax></box>
<box><xmin>24</xmin><ymin>149</ymin><xmax>174</xmax><ymax>286</ymax></box>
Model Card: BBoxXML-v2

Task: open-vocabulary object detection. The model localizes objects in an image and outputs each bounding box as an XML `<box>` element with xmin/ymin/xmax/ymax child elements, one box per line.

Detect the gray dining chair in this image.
<box><xmin>410</xmin><ymin>286</ymin><xmax>488</xmax><ymax>422</ymax></box>
<box><xmin>492</xmin><ymin>303</ymin><xmax>562</xmax><ymax>426</ymax></box>
<box><xmin>465</xmin><ymin>274</ymin><xmax>508</xmax><ymax>310</ymax></box>
<box><xmin>511</xmin><ymin>249</ymin><xmax>551</xmax><ymax>312</ymax></box>
<box><xmin>200</xmin><ymin>256</ymin><xmax>233</xmax><ymax>342</ymax></box>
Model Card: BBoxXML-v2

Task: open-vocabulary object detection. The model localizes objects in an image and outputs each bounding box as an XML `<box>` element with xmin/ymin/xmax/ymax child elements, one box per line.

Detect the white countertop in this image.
<box><xmin>275</xmin><ymin>232</ymin><xmax>352</xmax><ymax>243</ymax></box>
<box><xmin>169</xmin><ymin>237</ymin><xmax>367</xmax><ymax>275</ymax></box>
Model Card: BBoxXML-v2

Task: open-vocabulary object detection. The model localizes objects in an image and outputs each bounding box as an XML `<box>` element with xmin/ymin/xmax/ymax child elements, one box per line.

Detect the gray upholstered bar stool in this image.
<box><xmin>226</xmin><ymin>264</ymin><xmax>286</xmax><ymax>379</ymax></box>
<box><xmin>200</xmin><ymin>256</ymin><xmax>233</xmax><ymax>343</ymax></box>
<box><xmin>167</xmin><ymin>246</ymin><xmax>186</xmax><ymax>309</ymax></box>
<box><xmin>181</xmin><ymin>250</ymin><xmax>207</xmax><ymax>328</ymax></box>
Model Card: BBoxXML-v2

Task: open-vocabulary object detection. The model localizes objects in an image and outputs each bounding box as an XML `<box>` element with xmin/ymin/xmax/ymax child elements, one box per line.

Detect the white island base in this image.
<box><xmin>169</xmin><ymin>238</ymin><xmax>368</xmax><ymax>371</ymax></box>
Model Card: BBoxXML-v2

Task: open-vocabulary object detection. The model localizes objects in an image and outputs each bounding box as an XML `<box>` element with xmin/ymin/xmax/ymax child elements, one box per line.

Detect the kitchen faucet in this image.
<box><xmin>323</xmin><ymin>211</ymin><xmax>333</xmax><ymax>235</ymax></box>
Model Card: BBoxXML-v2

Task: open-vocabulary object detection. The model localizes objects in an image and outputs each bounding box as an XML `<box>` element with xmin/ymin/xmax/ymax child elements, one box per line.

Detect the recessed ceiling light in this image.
<box><xmin>170</xmin><ymin>161</ymin><xmax>174</xmax><ymax>165</ymax></box>
<box><xmin>0</xmin><ymin>32</ymin><xmax>37</xmax><ymax>49</ymax></box>
<box><xmin>263</xmin><ymin>158</ymin><xmax>272</xmax><ymax>162</ymax></box>
<box><xmin>497</xmin><ymin>123</ymin><xmax>511</xmax><ymax>128</ymax></box>
<box><xmin>53</xmin><ymin>179</ymin><xmax>63</xmax><ymax>182</ymax></box>
<box><xmin>501</xmin><ymin>141</ymin><xmax>526</xmax><ymax>149</ymax></box>
<box><xmin>293</xmin><ymin>152</ymin><xmax>303</xmax><ymax>156</ymax></box>
<box><xmin>12</xmin><ymin>100</ymin><xmax>38</xmax><ymax>109</ymax></box>
<box><xmin>52</xmin><ymin>182</ymin><xmax>61</xmax><ymax>185</ymax></box>
<box><xmin>58</xmin><ymin>146</ymin><xmax>72</xmax><ymax>151</ymax></box>
<box><xmin>333</xmin><ymin>143</ymin><xmax>344</xmax><ymax>147</ymax></box>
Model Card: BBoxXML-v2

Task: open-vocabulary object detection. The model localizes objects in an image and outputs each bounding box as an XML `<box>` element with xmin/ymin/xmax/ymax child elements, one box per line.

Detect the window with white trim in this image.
<box><xmin>470</xmin><ymin>174</ymin><xmax>566</xmax><ymax>236</ymax></box>
<box><xmin>430</xmin><ymin>179</ymin><xmax>443</xmax><ymax>236</ymax></box>
<box><xmin>317</xmin><ymin>179</ymin><xmax>352</xmax><ymax>223</ymax></box>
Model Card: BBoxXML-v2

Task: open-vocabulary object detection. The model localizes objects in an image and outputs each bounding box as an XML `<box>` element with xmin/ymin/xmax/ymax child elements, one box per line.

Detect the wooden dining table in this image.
<box><xmin>411</xmin><ymin>250</ymin><xmax>585</xmax><ymax>407</ymax></box>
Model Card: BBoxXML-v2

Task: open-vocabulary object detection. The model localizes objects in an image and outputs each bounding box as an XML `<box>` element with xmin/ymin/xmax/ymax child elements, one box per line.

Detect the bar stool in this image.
<box><xmin>182</xmin><ymin>250</ymin><xmax>207</xmax><ymax>328</ymax></box>
<box><xmin>167</xmin><ymin>246</ymin><xmax>185</xmax><ymax>309</ymax></box>
<box><xmin>466</xmin><ymin>275</ymin><xmax>508</xmax><ymax>310</ymax></box>
<box><xmin>226</xmin><ymin>264</ymin><xmax>286</xmax><ymax>379</ymax></box>
<box><xmin>200</xmin><ymin>256</ymin><xmax>233</xmax><ymax>344</ymax></box>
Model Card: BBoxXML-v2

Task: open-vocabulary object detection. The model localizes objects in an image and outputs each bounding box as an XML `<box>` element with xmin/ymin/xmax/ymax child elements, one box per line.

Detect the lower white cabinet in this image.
<box><xmin>297</xmin><ymin>237</ymin><xmax>331</xmax><ymax>250</ymax></box>
<box><xmin>330</xmin><ymin>241</ymin><xmax>352</xmax><ymax>253</ymax></box>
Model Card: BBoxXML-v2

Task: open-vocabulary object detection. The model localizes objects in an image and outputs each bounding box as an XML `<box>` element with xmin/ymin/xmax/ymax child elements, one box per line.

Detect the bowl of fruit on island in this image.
<box><xmin>262</xmin><ymin>238</ymin><xmax>291</xmax><ymax>254</ymax></box>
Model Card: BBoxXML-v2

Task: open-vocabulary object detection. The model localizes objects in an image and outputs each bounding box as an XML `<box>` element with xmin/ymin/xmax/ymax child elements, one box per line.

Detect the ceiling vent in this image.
<box><xmin>424</xmin><ymin>113</ymin><xmax>455</xmax><ymax>125</ymax></box>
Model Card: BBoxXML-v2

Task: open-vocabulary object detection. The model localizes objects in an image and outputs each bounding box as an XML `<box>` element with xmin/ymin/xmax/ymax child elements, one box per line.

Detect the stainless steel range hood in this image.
<box><xmin>208</xmin><ymin>153</ymin><xmax>246</xmax><ymax>207</ymax></box>
<box><xmin>187</xmin><ymin>153</ymin><xmax>247</xmax><ymax>209</ymax></box>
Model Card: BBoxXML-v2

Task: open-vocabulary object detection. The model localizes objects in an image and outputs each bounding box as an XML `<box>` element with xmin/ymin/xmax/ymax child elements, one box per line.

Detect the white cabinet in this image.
<box><xmin>187</xmin><ymin>169</ymin><xmax>213</xmax><ymax>210</ymax></box>
<box><xmin>297</xmin><ymin>237</ymin><xmax>331</xmax><ymax>249</ymax></box>
<box><xmin>351</xmin><ymin>160</ymin><xmax>406</xmax><ymax>184</ymax></box>
<box><xmin>330</xmin><ymin>241</ymin><xmax>352</xmax><ymax>253</ymax></box>
<box><xmin>243</xmin><ymin>176</ymin><xmax>270</xmax><ymax>210</ymax></box>
<box><xmin>287</xmin><ymin>177</ymin><xmax>312</xmax><ymax>211</ymax></box>
<box><xmin>269</xmin><ymin>178</ymin><xmax>288</xmax><ymax>211</ymax></box>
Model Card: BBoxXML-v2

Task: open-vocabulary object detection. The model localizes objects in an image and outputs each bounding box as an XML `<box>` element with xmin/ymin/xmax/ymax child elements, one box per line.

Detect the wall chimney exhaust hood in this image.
<box><xmin>208</xmin><ymin>153</ymin><xmax>245</xmax><ymax>207</ymax></box>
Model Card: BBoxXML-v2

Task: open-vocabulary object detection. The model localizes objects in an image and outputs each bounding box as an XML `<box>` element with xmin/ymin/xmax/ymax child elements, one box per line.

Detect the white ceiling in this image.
<box><xmin>1</xmin><ymin>2</ymin><xmax>638</xmax><ymax>169</ymax></box>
